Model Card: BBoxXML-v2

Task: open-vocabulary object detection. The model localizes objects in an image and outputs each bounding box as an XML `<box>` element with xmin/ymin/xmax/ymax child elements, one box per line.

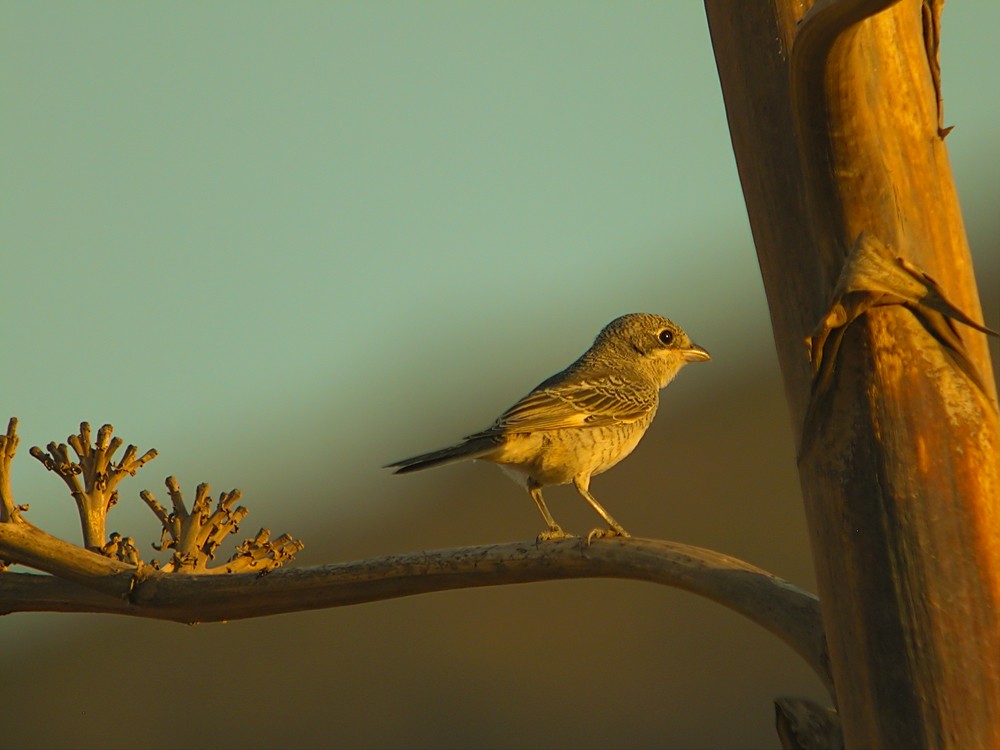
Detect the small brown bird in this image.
<box><xmin>386</xmin><ymin>313</ymin><xmax>710</xmax><ymax>541</ymax></box>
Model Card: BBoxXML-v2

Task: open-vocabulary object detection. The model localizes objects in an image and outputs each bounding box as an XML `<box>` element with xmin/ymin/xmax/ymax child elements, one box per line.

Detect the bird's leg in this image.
<box><xmin>573</xmin><ymin>476</ymin><xmax>630</xmax><ymax>543</ymax></box>
<box><xmin>528</xmin><ymin>482</ymin><xmax>573</xmax><ymax>541</ymax></box>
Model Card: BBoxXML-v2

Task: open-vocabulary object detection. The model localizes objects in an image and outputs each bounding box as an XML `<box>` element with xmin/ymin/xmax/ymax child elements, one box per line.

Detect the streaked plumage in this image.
<box><xmin>386</xmin><ymin>313</ymin><xmax>710</xmax><ymax>541</ymax></box>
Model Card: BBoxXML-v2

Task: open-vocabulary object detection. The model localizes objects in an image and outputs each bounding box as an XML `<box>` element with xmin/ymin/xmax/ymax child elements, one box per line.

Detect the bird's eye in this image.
<box><xmin>658</xmin><ymin>329</ymin><xmax>674</xmax><ymax>346</ymax></box>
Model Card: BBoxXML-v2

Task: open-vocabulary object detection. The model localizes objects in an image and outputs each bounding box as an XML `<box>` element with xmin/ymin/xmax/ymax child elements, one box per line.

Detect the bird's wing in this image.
<box><xmin>480</xmin><ymin>373</ymin><xmax>657</xmax><ymax>435</ymax></box>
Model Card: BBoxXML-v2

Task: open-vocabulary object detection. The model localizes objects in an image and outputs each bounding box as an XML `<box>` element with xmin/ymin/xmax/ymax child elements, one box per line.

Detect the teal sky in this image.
<box><xmin>2</xmin><ymin>1</ymin><xmax>997</xmax><ymax>541</ymax></box>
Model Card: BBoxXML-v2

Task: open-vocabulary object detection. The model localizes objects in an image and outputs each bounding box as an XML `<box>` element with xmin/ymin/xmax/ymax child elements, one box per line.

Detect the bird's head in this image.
<box><xmin>591</xmin><ymin>313</ymin><xmax>711</xmax><ymax>388</ymax></box>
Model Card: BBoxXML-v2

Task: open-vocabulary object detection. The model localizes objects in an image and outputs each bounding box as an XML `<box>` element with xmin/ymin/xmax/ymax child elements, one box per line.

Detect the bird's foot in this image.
<box><xmin>536</xmin><ymin>525</ymin><xmax>574</xmax><ymax>542</ymax></box>
<box><xmin>586</xmin><ymin>526</ymin><xmax>631</xmax><ymax>545</ymax></box>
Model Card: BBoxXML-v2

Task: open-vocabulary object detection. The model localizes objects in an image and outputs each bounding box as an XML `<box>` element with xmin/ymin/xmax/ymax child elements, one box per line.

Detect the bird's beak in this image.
<box><xmin>682</xmin><ymin>344</ymin><xmax>711</xmax><ymax>362</ymax></box>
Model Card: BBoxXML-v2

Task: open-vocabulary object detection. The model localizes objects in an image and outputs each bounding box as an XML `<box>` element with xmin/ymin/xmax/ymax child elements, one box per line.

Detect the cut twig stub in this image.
<box><xmin>775</xmin><ymin>697</ymin><xmax>843</xmax><ymax>750</ymax></box>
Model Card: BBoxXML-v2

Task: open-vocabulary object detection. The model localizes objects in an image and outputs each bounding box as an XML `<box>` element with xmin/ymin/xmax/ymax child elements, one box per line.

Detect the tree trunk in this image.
<box><xmin>704</xmin><ymin>1</ymin><xmax>1000</xmax><ymax>748</ymax></box>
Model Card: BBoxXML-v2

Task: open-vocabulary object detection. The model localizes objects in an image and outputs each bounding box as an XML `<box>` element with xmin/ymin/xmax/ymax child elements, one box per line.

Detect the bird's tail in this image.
<box><xmin>385</xmin><ymin>437</ymin><xmax>497</xmax><ymax>474</ymax></box>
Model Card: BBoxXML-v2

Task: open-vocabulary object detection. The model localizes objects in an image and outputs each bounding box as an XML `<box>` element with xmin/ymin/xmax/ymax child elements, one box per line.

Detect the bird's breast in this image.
<box><xmin>486</xmin><ymin>414</ymin><xmax>654</xmax><ymax>487</ymax></box>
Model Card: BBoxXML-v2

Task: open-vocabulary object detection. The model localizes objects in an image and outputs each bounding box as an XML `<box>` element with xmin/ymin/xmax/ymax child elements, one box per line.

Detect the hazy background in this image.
<box><xmin>1</xmin><ymin>2</ymin><xmax>997</xmax><ymax>748</ymax></box>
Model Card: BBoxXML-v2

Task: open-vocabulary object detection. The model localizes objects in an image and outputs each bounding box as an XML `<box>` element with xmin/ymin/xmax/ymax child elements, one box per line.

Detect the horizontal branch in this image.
<box><xmin>0</xmin><ymin>520</ymin><xmax>137</xmax><ymax>595</ymax></box>
<box><xmin>0</xmin><ymin>536</ymin><xmax>831</xmax><ymax>694</ymax></box>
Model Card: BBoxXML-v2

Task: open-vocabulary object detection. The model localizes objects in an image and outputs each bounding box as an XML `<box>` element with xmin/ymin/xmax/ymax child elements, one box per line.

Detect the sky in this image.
<box><xmin>2</xmin><ymin>0</ymin><xmax>998</xmax><ymax>629</ymax></box>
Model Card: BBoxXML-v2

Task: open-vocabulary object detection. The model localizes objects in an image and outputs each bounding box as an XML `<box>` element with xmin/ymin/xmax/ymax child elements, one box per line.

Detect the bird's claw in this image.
<box><xmin>536</xmin><ymin>526</ymin><xmax>574</xmax><ymax>543</ymax></box>
<box><xmin>586</xmin><ymin>526</ymin><xmax>631</xmax><ymax>545</ymax></box>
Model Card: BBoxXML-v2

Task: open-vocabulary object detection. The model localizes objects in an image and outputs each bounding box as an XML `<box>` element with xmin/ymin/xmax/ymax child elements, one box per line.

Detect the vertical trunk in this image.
<box><xmin>704</xmin><ymin>1</ymin><xmax>1000</xmax><ymax>747</ymax></box>
<box><xmin>77</xmin><ymin>503</ymin><xmax>107</xmax><ymax>552</ymax></box>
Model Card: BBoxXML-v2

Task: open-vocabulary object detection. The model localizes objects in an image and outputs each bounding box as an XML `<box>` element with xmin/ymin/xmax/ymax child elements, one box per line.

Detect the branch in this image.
<box><xmin>0</xmin><ymin>417</ymin><xmax>832</xmax><ymax>709</ymax></box>
<box><xmin>0</xmin><ymin>536</ymin><xmax>832</xmax><ymax>694</ymax></box>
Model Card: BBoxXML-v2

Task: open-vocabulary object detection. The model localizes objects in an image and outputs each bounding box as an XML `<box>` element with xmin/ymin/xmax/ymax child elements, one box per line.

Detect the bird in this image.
<box><xmin>385</xmin><ymin>313</ymin><xmax>710</xmax><ymax>542</ymax></box>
